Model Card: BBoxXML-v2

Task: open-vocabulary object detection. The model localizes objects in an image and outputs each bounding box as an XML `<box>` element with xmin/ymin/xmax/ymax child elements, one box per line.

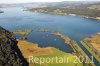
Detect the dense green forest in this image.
<box><xmin>0</xmin><ymin>26</ymin><xmax>28</xmax><ymax>66</ymax></box>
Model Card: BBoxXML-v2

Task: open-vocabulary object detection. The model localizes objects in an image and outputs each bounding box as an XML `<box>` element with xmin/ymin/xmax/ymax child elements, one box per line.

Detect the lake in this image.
<box><xmin>0</xmin><ymin>7</ymin><xmax>100</xmax><ymax>66</ymax></box>
<box><xmin>0</xmin><ymin>7</ymin><xmax>100</xmax><ymax>41</ymax></box>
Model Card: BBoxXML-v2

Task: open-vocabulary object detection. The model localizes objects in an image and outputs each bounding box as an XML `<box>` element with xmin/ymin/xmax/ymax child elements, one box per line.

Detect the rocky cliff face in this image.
<box><xmin>0</xmin><ymin>27</ymin><xmax>28</xmax><ymax>66</ymax></box>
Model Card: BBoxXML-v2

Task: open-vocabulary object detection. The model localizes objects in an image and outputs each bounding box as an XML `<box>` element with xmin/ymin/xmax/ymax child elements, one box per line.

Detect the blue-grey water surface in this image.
<box><xmin>0</xmin><ymin>7</ymin><xmax>100</xmax><ymax>66</ymax></box>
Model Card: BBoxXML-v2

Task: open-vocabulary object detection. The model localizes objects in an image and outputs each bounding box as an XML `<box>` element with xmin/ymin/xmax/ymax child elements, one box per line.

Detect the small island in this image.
<box><xmin>37</xmin><ymin>29</ymin><xmax>49</xmax><ymax>32</ymax></box>
<box><xmin>14</xmin><ymin>29</ymin><xmax>32</xmax><ymax>40</ymax></box>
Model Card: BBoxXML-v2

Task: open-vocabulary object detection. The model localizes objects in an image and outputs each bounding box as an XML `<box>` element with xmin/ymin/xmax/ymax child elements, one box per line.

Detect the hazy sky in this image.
<box><xmin>0</xmin><ymin>0</ymin><xmax>99</xmax><ymax>4</ymax></box>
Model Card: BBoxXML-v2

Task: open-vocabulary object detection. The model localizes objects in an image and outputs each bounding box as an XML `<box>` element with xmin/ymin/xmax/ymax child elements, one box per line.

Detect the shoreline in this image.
<box><xmin>27</xmin><ymin>9</ymin><xmax>100</xmax><ymax>21</ymax></box>
<box><xmin>81</xmin><ymin>33</ymin><xmax>100</xmax><ymax>62</ymax></box>
<box><xmin>14</xmin><ymin>29</ymin><xmax>33</xmax><ymax>40</ymax></box>
<box><xmin>17</xmin><ymin>39</ymin><xmax>84</xmax><ymax>66</ymax></box>
<box><xmin>81</xmin><ymin>41</ymin><xmax>100</xmax><ymax>62</ymax></box>
<box><xmin>52</xmin><ymin>32</ymin><xmax>71</xmax><ymax>44</ymax></box>
<box><xmin>15</xmin><ymin>29</ymin><xmax>96</xmax><ymax>66</ymax></box>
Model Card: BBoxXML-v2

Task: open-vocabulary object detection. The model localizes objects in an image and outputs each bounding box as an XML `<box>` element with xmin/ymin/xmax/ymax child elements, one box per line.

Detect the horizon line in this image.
<box><xmin>0</xmin><ymin>1</ymin><xmax>100</xmax><ymax>4</ymax></box>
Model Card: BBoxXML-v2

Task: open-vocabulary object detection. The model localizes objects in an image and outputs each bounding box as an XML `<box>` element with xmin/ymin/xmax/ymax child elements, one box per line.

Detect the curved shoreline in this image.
<box><xmin>27</xmin><ymin>9</ymin><xmax>100</xmax><ymax>21</ymax></box>
<box><xmin>52</xmin><ymin>32</ymin><xmax>71</xmax><ymax>44</ymax></box>
<box><xmin>14</xmin><ymin>29</ymin><xmax>96</xmax><ymax>66</ymax></box>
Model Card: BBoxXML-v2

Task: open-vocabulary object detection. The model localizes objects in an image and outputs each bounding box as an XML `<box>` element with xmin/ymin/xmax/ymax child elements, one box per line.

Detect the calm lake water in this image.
<box><xmin>0</xmin><ymin>7</ymin><xmax>100</xmax><ymax>65</ymax></box>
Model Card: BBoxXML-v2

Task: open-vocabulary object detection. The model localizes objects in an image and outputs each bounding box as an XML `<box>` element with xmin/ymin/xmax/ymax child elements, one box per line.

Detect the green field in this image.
<box><xmin>18</xmin><ymin>40</ymin><xmax>83</xmax><ymax>66</ymax></box>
